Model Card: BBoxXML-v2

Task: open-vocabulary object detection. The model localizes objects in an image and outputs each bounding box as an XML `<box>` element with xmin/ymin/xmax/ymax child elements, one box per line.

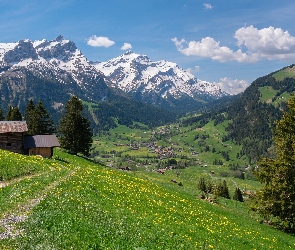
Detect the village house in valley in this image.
<box><xmin>0</xmin><ymin>121</ymin><xmax>59</xmax><ymax>158</ymax></box>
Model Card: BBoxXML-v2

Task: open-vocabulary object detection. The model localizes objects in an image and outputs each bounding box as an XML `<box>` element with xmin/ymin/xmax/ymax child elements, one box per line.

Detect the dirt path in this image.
<box><xmin>0</xmin><ymin>170</ymin><xmax>54</xmax><ymax>189</ymax></box>
<box><xmin>0</xmin><ymin>168</ymin><xmax>77</xmax><ymax>240</ymax></box>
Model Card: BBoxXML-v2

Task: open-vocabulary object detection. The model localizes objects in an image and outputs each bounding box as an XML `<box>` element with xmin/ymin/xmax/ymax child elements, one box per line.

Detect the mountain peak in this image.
<box><xmin>123</xmin><ymin>50</ymin><xmax>134</xmax><ymax>55</ymax></box>
<box><xmin>54</xmin><ymin>35</ymin><xmax>64</xmax><ymax>42</ymax></box>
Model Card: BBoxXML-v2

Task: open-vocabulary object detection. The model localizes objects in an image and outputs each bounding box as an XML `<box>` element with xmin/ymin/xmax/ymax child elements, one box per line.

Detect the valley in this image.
<box><xmin>1</xmin><ymin>36</ymin><xmax>295</xmax><ymax>248</ymax></box>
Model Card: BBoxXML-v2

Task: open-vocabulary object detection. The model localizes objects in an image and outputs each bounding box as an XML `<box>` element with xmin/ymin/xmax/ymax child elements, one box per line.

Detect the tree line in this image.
<box><xmin>0</xmin><ymin>96</ymin><xmax>92</xmax><ymax>157</ymax></box>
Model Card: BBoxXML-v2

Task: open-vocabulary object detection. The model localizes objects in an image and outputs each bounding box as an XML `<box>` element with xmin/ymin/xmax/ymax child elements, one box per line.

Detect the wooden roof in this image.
<box><xmin>23</xmin><ymin>135</ymin><xmax>60</xmax><ymax>149</ymax></box>
<box><xmin>0</xmin><ymin>121</ymin><xmax>28</xmax><ymax>133</ymax></box>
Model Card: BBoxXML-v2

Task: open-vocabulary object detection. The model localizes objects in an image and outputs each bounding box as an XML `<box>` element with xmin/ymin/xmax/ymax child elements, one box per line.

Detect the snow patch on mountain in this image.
<box><xmin>0</xmin><ymin>36</ymin><xmax>103</xmax><ymax>87</ymax></box>
<box><xmin>0</xmin><ymin>36</ymin><xmax>110</xmax><ymax>103</ymax></box>
<box><xmin>93</xmin><ymin>51</ymin><xmax>228</xmax><ymax>99</ymax></box>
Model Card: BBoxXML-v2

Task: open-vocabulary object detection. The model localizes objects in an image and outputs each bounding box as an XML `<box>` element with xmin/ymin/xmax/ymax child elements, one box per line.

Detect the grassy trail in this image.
<box><xmin>0</xmin><ymin>165</ymin><xmax>77</xmax><ymax>241</ymax></box>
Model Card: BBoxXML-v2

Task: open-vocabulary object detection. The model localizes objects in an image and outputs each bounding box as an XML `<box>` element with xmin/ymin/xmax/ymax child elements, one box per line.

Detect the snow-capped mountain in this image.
<box><xmin>0</xmin><ymin>36</ymin><xmax>228</xmax><ymax>117</ymax></box>
<box><xmin>0</xmin><ymin>35</ymin><xmax>110</xmax><ymax>107</ymax></box>
<box><xmin>93</xmin><ymin>51</ymin><xmax>228</xmax><ymax>104</ymax></box>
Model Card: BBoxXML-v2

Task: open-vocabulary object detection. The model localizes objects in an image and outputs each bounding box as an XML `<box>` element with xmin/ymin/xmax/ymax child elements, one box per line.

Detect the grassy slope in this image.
<box><xmin>259</xmin><ymin>86</ymin><xmax>291</xmax><ymax>105</ymax></box>
<box><xmin>272</xmin><ymin>66</ymin><xmax>295</xmax><ymax>81</ymax></box>
<box><xmin>0</xmin><ymin>149</ymin><xmax>294</xmax><ymax>249</ymax></box>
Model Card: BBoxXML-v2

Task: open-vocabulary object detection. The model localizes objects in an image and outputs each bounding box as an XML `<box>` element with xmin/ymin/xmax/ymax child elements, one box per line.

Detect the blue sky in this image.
<box><xmin>1</xmin><ymin>0</ymin><xmax>295</xmax><ymax>94</ymax></box>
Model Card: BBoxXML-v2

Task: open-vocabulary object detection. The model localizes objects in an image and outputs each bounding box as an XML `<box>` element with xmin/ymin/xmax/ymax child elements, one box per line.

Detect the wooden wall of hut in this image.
<box><xmin>0</xmin><ymin>132</ymin><xmax>24</xmax><ymax>154</ymax></box>
<box><xmin>28</xmin><ymin>147</ymin><xmax>53</xmax><ymax>158</ymax></box>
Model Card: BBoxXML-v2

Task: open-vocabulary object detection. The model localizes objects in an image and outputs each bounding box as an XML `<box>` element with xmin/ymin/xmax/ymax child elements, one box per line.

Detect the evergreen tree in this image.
<box><xmin>5</xmin><ymin>106</ymin><xmax>13</xmax><ymax>120</ymax></box>
<box><xmin>221</xmin><ymin>180</ymin><xmax>230</xmax><ymax>199</ymax></box>
<box><xmin>233</xmin><ymin>187</ymin><xmax>244</xmax><ymax>202</ymax></box>
<box><xmin>25</xmin><ymin>100</ymin><xmax>55</xmax><ymax>135</ymax></box>
<box><xmin>35</xmin><ymin>101</ymin><xmax>55</xmax><ymax>134</ymax></box>
<box><xmin>6</xmin><ymin>106</ymin><xmax>22</xmax><ymax>121</ymax></box>
<box><xmin>253</xmin><ymin>95</ymin><xmax>295</xmax><ymax>231</ymax></box>
<box><xmin>197</xmin><ymin>177</ymin><xmax>207</xmax><ymax>193</ymax></box>
<box><xmin>0</xmin><ymin>109</ymin><xmax>4</xmax><ymax>121</ymax></box>
<box><xmin>214</xmin><ymin>180</ymin><xmax>230</xmax><ymax>199</ymax></box>
<box><xmin>25</xmin><ymin>99</ymin><xmax>36</xmax><ymax>134</ymax></box>
<box><xmin>58</xmin><ymin>96</ymin><xmax>93</xmax><ymax>156</ymax></box>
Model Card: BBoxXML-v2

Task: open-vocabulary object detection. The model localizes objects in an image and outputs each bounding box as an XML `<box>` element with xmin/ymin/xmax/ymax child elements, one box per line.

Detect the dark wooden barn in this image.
<box><xmin>23</xmin><ymin>134</ymin><xmax>60</xmax><ymax>158</ymax></box>
<box><xmin>0</xmin><ymin>121</ymin><xmax>28</xmax><ymax>154</ymax></box>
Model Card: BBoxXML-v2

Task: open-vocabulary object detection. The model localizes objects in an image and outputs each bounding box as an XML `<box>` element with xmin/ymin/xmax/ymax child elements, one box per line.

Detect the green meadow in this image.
<box><xmin>272</xmin><ymin>66</ymin><xmax>295</xmax><ymax>81</ymax></box>
<box><xmin>0</xmin><ymin>146</ymin><xmax>295</xmax><ymax>249</ymax></box>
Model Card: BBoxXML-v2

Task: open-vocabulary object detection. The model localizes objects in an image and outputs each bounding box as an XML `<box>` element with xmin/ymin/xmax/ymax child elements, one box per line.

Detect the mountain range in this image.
<box><xmin>1</xmin><ymin>36</ymin><xmax>295</xmax><ymax>160</ymax></box>
<box><xmin>0</xmin><ymin>36</ymin><xmax>227</xmax><ymax>117</ymax></box>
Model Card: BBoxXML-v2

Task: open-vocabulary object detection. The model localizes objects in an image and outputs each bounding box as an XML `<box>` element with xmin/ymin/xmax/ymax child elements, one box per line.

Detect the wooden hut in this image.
<box><xmin>23</xmin><ymin>134</ymin><xmax>60</xmax><ymax>158</ymax></box>
<box><xmin>0</xmin><ymin>121</ymin><xmax>28</xmax><ymax>154</ymax></box>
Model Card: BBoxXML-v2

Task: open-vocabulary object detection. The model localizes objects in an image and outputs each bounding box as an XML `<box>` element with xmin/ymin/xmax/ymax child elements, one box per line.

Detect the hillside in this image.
<box><xmin>0</xmin><ymin>149</ymin><xmax>294</xmax><ymax>249</ymax></box>
<box><xmin>179</xmin><ymin>64</ymin><xmax>295</xmax><ymax>163</ymax></box>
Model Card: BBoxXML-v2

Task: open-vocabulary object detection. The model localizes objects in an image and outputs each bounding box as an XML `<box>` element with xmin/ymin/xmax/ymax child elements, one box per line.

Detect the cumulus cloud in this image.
<box><xmin>203</xmin><ymin>3</ymin><xmax>213</xmax><ymax>10</ymax></box>
<box><xmin>87</xmin><ymin>35</ymin><xmax>115</xmax><ymax>48</ymax></box>
<box><xmin>235</xmin><ymin>25</ymin><xmax>295</xmax><ymax>61</ymax></box>
<box><xmin>172</xmin><ymin>37</ymin><xmax>253</xmax><ymax>63</ymax></box>
<box><xmin>121</xmin><ymin>43</ymin><xmax>132</xmax><ymax>50</ymax></box>
<box><xmin>172</xmin><ymin>25</ymin><xmax>295</xmax><ymax>63</ymax></box>
<box><xmin>214</xmin><ymin>77</ymin><xmax>250</xmax><ymax>95</ymax></box>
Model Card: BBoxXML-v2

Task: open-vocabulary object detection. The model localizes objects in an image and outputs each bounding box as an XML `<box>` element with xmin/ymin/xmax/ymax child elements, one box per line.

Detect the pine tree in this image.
<box><xmin>6</xmin><ymin>106</ymin><xmax>22</xmax><ymax>121</ymax></box>
<box><xmin>233</xmin><ymin>187</ymin><xmax>244</xmax><ymax>202</ymax></box>
<box><xmin>253</xmin><ymin>95</ymin><xmax>295</xmax><ymax>231</ymax></box>
<box><xmin>25</xmin><ymin>100</ymin><xmax>55</xmax><ymax>135</ymax></box>
<box><xmin>0</xmin><ymin>109</ymin><xmax>4</xmax><ymax>121</ymax></box>
<box><xmin>214</xmin><ymin>180</ymin><xmax>230</xmax><ymax>199</ymax></box>
<box><xmin>197</xmin><ymin>177</ymin><xmax>207</xmax><ymax>193</ymax></box>
<box><xmin>58</xmin><ymin>96</ymin><xmax>93</xmax><ymax>156</ymax></box>
<box><xmin>35</xmin><ymin>101</ymin><xmax>55</xmax><ymax>134</ymax></box>
<box><xmin>25</xmin><ymin>99</ymin><xmax>36</xmax><ymax>134</ymax></box>
<box><xmin>5</xmin><ymin>106</ymin><xmax>13</xmax><ymax>120</ymax></box>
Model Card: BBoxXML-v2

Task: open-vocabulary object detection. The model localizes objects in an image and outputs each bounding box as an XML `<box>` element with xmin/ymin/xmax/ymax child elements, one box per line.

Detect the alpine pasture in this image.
<box><xmin>0</xmin><ymin>148</ymin><xmax>294</xmax><ymax>249</ymax></box>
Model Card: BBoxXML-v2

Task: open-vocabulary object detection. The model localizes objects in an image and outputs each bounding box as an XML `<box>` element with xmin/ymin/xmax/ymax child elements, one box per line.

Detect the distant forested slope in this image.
<box><xmin>181</xmin><ymin>65</ymin><xmax>295</xmax><ymax>163</ymax></box>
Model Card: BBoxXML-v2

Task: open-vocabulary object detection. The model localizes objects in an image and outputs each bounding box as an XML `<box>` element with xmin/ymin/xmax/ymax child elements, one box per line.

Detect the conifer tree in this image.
<box><xmin>25</xmin><ymin>100</ymin><xmax>55</xmax><ymax>135</ymax></box>
<box><xmin>253</xmin><ymin>95</ymin><xmax>295</xmax><ymax>231</ymax></box>
<box><xmin>233</xmin><ymin>187</ymin><xmax>244</xmax><ymax>202</ymax></box>
<box><xmin>214</xmin><ymin>180</ymin><xmax>230</xmax><ymax>199</ymax></box>
<box><xmin>58</xmin><ymin>96</ymin><xmax>93</xmax><ymax>156</ymax></box>
<box><xmin>25</xmin><ymin>99</ymin><xmax>36</xmax><ymax>134</ymax></box>
<box><xmin>197</xmin><ymin>177</ymin><xmax>207</xmax><ymax>193</ymax></box>
<box><xmin>0</xmin><ymin>109</ymin><xmax>4</xmax><ymax>121</ymax></box>
<box><xmin>35</xmin><ymin>101</ymin><xmax>55</xmax><ymax>134</ymax></box>
<box><xmin>5</xmin><ymin>106</ymin><xmax>13</xmax><ymax>120</ymax></box>
<box><xmin>6</xmin><ymin>106</ymin><xmax>22</xmax><ymax>121</ymax></box>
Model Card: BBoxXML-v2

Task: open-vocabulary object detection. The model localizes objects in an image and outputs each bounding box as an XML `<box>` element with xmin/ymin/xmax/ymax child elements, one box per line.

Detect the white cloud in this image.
<box><xmin>235</xmin><ymin>25</ymin><xmax>295</xmax><ymax>61</ymax></box>
<box><xmin>186</xmin><ymin>66</ymin><xmax>200</xmax><ymax>74</ymax></box>
<box><xmin>121</xmin><ymin>43</ymin><xmax>132</xmax><ymax>50</ymax></box>
<box><xmin>203</xmin><ymin>3</ymin><xmax>213</xmax><ymax>10</ymax></box>
<box><xmin>172</xmin><ymin>37</ymin><xmax>252</xmax><ymax>63</ymax></box>
<box><xmin>86</xmin><ymin>35</ymin><xmax>115</xmax><ymax>48</ymax></box>
<box><xmin>172</xmin><ymin>25</ymin><xmax>295</xmax><ymax>63</ymax></box>
<box><xmin>214</xmin><ymin>77</ymin><xmax>250</xmax><ymax>95</ymax></box>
